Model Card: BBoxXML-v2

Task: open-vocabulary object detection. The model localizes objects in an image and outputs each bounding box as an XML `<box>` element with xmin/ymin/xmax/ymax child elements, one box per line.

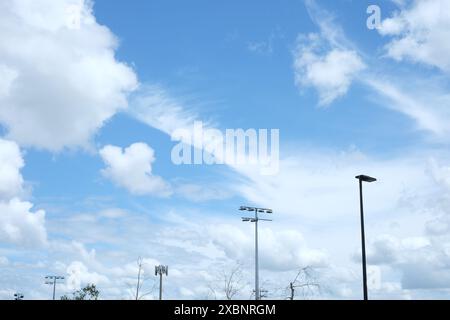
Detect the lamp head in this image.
<box><xmin>356</xmin><ymin>175</ymin><xmax>377</xmax><ymax>183</ymax></box>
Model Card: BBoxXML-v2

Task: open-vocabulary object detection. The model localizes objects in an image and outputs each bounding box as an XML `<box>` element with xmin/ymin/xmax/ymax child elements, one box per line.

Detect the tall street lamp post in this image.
<box><xmin>355</xmin><ymin>175</ymin><xmax>377</xmax><ymax>301</ymax></box>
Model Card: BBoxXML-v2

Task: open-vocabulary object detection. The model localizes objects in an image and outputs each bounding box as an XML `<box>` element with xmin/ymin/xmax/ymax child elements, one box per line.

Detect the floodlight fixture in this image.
<box><xmin>14</xmin><ymin>293</ymin><xmax>24</xmax><ymax>300</ymax></box>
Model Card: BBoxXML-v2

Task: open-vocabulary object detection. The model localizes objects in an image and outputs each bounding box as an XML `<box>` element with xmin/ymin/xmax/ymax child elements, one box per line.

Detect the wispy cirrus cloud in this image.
<box><xmin>365</xmin><ymin>78</ymin><xmax>450</xmax><ymax>138</ymax></box>
<box><xmin>298</xmin><ymin>0</ymin><xmax>450</xmax><ymax>142</ymax></box>
<box><xmin>128</xmin><ymin>85</ymin><xmax>202</xmax><ymax>137</ymax></box>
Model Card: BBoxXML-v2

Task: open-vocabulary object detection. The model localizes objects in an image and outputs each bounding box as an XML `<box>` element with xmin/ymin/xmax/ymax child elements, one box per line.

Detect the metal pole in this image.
<box><xmin>255</xmin><ymin>209</ymin><xmax>260</xmax><ymax>301</ymax></box>
<box><xmin>289</xmin><ymin>283</ymin><xmax>294</xmax><ymax>300</ymax></box>
<box><xmin>53</xmin><ymin>278</ymin><xmax>56</xmax><ymax>300</ymax></box>
<box><xmin>159</xmin><ymin>272</ymin><xmax>163</xmax><ymax>300</ymax></box>
<box><xmin>359</xmin><ymin>179</ymin><xmax>368</xmax><ymax>300</ymax></box>
<box><xmin>135</xmin><ymin>267</ymin><xmax>140</xmax><ymax>300</ymax></box>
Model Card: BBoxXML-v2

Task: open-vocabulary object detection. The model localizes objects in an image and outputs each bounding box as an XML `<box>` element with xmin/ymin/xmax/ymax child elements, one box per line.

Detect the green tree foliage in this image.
<box><xmin>61</xmin><ymin>284</ymin><xmax>100</xmax><ymax>300</ymax></box>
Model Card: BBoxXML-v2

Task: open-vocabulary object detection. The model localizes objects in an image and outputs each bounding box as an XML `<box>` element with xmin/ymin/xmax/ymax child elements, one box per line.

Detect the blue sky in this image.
<box><xmin>1</xmin><ymin>0</ymin><xmax>450</xmax><ymax>300</ymax></box>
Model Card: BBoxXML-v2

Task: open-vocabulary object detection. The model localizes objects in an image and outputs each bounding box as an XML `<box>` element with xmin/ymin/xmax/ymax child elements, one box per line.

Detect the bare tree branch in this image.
<box><xmin>287</xmin><ymin>266</ymin><xmax>321</xmax><ymax>300</ymax></box>
<box><xmin>131</xmin><ymin>256</ymin><xmax>157</xmax><ymax>300</ymax></box>
<box><xmin>209</xmin><ymin>262</ymin><xmax>247</xmax><ymax>300</ymax></box>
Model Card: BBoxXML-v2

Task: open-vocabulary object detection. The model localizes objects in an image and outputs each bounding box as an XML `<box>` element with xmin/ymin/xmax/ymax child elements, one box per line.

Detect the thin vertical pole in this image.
<box><xmin>255</xmin><ymin>209</ymin><xmax>260</xmax><ymax>301</ymax></box>
<box><xmin>159</xmin><ymin>272</ymin><xmax>163</xmax><ymax>300</ymax></box>
<box><xmin>359</xmin><ymin>179</ymin><xmax>368</xmax><ymax>300</ymax></box>
<box><xmin>136</xmin><ymin>263</ymin><xmax>141</xmax><ymax>300</ymax></box>
<box><xmin>289</xmin><ymin>283</ymin><xmax>294</xmax><ymax>300</ymax></box>
<box><xmin>53</xmin><ymin>279</ymin><xmax>56</xmax><ymax>300</ymax></box>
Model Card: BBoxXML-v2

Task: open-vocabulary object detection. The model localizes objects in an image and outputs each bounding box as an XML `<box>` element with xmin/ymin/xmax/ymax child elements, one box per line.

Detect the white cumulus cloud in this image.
<box><xmin>0</xmin><ymin>138</ymin><xmax>47</xmax><ymax>247</ymax></box>
<box><xmin>379</xmin><ymin>0</ymin><xmax>450</xmax><ymax>72</ymax></box>
<box><xmin>0</xmin><ymin>198</ymin><xmax>46</xmax><ymax>248</ymax></box>
<box><xmin>0</xmin><ymin>0</ymin><xmax>137</xmax><ymax>151</ymax></box>
<box><xmin>66</xmin><ymin>261</ymin><xmax>109</xmax><ymax>291</ymax></box>
<box><xmin>99</xmin><ymin>143</ymin><xmax>171</xmax><ymax>197</ymax></box>
<box><xmin>0</xmin><ymin>139</ymin><xmax>24</xmax><ymax>200</ymax></box>
<box><xmin>294</xmin><ymin>35</ymin><xmax>365</xmax><ymax>106</ymax></box>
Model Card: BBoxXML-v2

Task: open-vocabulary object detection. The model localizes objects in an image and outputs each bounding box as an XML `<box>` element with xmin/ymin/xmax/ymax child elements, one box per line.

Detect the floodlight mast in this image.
<box><xmin>239</xmin><ymin>206</ymin><xmax>273</xmax><ymax>300</ymax></box>
<box><xmin>45</xmin><ymin>275</ymin><xmax>65</xmax><ymax>300</ymax></box>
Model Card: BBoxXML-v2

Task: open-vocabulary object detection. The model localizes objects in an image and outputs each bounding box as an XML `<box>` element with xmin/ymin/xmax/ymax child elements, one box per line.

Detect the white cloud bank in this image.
<box><xmin>209</xmin><ymin>224</ymin><xmax>328</xmax><ymax>272</ymax></box>
<box><xmin>234</xmin><ymin>145</ymin><xmax>450</xmax><ymax>296</ymax></box>
<box><xmin>99</xmin><ymin>143</ymin><xmax>172</xmax><ymax>197</ymax></box>
<box><xmin>0</xmin><ymin>0</ymin><xmax>137</xmax><ymax>151</ymax></box>
<box><xmin>0</xmin><ymin>198</ymin><xmax>46</xmax><ymax>248</ymax></box>
<box><xmin>0</xmin><ymin>139</ymin><xmax>47</xmax><ymax>247</ymax></box>
<box><xmin>0</xmin><ymin>139</ymin><xmax>25</xmax><ymax>200</ymax></box>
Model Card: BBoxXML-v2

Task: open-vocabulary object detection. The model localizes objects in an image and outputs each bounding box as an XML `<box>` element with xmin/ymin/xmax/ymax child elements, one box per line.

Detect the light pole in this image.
<box><xmin>14</xmin><ymin>293</ymin><xmax>24</xmax><ymax>300</ymax></box>
<box><xmin>239</xmin><ymin>206</ymin><xmax>273</xmax><ymax>301</ymax></box>
<box><xmin>355</xmin><ymin>175</ymin><xmax>376</xmax><ymax>301</ymax></box>
<box><xmin>45</xmin><ymin>275</ymin><xmax>65</xmax><ymax>300</ymax></box>
<box><xmin>155</xmin><ymin>265</ymin><xmax>168</xmax><ymax>300</ymax></box>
